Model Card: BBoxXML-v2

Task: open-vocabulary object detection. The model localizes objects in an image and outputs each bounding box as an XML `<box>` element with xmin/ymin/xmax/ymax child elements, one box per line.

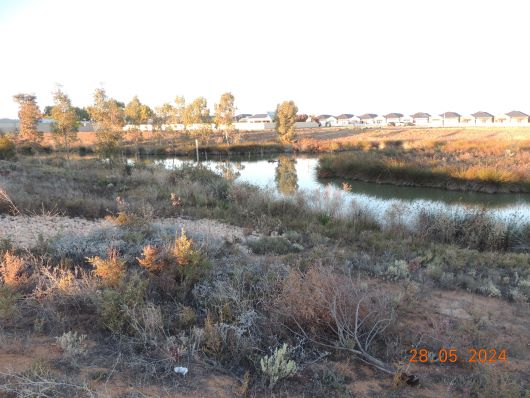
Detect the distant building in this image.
<box><xmin>358</xmin><ymin>113</ymin><xmax>378</xmax><ymax>125</ymax></box>
<box><xmin>439</xmin><ymin>112</ymin><xmax>461</xmax><ymax>126</ymax></box>
<box><xmin>495</xmin><ymin>111</ymin><xmax>529</xmax><ymax>125</ymax></box>
<box><xmin>411</xmin><ymin>112</ymin><xmax>430</xmax><ymax>126</ymax></box>
<box><xmin>336</xmin><ymin>114</ymin><xmax>360</xmax><ymax>126</ymax></box>
<box><xmin>471</xmin><ymin>111</ymin><xmax>494</xmax><ymax>125</ymax></box>
<box><xmin>384</xmin><ymin>113</ymin><xmax>404</xmax><ymax>125</ymax></box>
<box><xmin>317</xmin><ymin>115</ymin><xmax>338</xmax><ymax>127</ymax></box>
<box><xmin>247</xmin><ymin>113</ymin><xmax>273</xmax><ymax>123</ymax></box>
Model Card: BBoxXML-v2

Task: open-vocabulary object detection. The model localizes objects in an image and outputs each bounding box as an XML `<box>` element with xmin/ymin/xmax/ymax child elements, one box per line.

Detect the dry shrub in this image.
<box><xmin>0</xmin><ymin>251</ymin><xmax>27</xmax><ymax>287</ymax></box>
<box><xmin>172</xmin><ymin>229</ymin><xmax>195</xmax><ymax>266</ymax></box>
<box><xmin>276</xmin><ymin>265</ymin><xmax>396</xmax><ymax>374</ymax></box>
<box><xmin>137</xmin><ymin>245</ymin><xmax>162</xmax><ymax>272</ymax></box>
<box><xmin>141</xmin><ymin>230</ymin><xmax>209</xmax><ymax>299</ymax></box>
<box><xmin>87</xmin><ymin>249</ymin><xmax>125</xmax><ymax>287</ymax></box>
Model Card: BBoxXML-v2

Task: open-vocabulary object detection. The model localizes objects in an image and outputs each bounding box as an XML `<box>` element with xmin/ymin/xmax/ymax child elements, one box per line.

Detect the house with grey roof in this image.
<box><xmin>384</xmin><ymin>113</ymin><xmax>404</xmax><ymax>125</ymax></box>
<box><xmin>411</xmin><ymin>112</ymin><xmax>430</xmax><ymax>126</ymax></box>
<box><xmin>494</xmin><ymin>111</ymin><xmax>529</xmax><ymax>125</ymax></box>
<box><xmin>247</xmin><ymin>113</ymin><xmax>274</xmax><ymax>123</ymax></box>
<box><xmin>439</xmin><ymin>112</ymin><xmax>461</xmax><ymax>126</ymax></box>
<box><xmin>317</xmin><ymin>114</ymin><xmax>338</xmax><ymax>127</ymax></box>
<box><xmin>358</xmin><ymin>113</ymin><xmax>378</xmax><ymax>125</ymax></box>
<box><xmin>471</xmin><ymin>111</ymin><xmax>494</xmax><ymax>125</ymax></box>
<box><xmin>336</xmin><ymin>114</ymin><xmax>360</xmax><ymax>126</ymax></box>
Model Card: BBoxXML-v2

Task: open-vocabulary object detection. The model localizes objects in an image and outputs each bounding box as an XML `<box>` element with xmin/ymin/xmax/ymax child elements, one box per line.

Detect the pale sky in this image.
<box><xmin>1</xmin><ymin>0</ymin><xmax>530</xmax><ymax>118</ymax></box>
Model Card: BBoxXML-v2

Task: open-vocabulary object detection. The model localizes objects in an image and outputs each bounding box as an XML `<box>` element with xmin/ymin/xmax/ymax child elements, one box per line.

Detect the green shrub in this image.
<box><xmin>98</xmin><ymin>272</ymin><xmax>148</xmax><ymax>334</ymax></box>
<box><xmin>248</xmin><ymin>236</ymin><xmax>300</xmax><ymax>255</ymax></box>
<box><xmin>0</xmin><ymin>135</ymin><xmax>16</xmax><ymax>160</ymax></box>
<box><xmin>260</xmin><ymin>343</ymin><xmax>298</xmax><ymax>389</ymax></box>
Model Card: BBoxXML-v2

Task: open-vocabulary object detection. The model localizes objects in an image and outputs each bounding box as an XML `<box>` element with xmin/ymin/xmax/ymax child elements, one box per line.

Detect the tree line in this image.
<box><xmin>8</xmin><ymin>88</ymin><xmax>299</xmax><ymax>157</ymax></box>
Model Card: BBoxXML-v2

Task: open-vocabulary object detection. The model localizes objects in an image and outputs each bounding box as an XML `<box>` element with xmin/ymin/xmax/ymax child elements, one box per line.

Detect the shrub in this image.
<box><xmin>87</xmin><ymin>249</ymin><xmax>126</xmax><ymax>287</ymax></box>
<box><xmin>137</xmin><ymin>245</ymin><xmax>162</xmax><ymax>272</ymax></box>
<box><xmin>98</xmin><ymin>272</ymin><xmax>148</xmax><ymax>334</ymax></box>
<box><xmin>0</xmin><ymin>134</ymin><xmax>16</xmax><ymax>160</ymax></box>
<box><xmin>55</xmin><ymin>331</ymin><xmax>88</xmax><ymax>359</ymax></box>
<box><xmin>0</xmin><ymin>251</ymin><xmax>26</xmax><ymax>287</ymax></box>
<box><xmin>260</xmin><ymin>343</ymin><xmax>298</xmax><ymax>389</ymax></box>
<box><xmin>0</xmin><ymin>284</ymin><xmax>20</xmax><ymax>321</ymax></box>
<box><xmin>247</xmin><ymin>236</ymin><xmax>299</xmax><ymax>255</ymax></box>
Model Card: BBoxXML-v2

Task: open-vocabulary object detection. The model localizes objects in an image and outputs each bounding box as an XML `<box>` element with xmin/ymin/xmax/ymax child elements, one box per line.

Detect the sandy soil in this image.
<box><xmin>0</xmin><ymin>215</ymin><xmax>254</xmax><ymax>250</ymax></box>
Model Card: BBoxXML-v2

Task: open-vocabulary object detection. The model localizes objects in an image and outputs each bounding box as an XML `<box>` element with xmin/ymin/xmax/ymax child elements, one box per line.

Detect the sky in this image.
<box><xmin>1</xmin><ymin>0</ymin><xmax>530</xmax><ymax>118</ymax></box>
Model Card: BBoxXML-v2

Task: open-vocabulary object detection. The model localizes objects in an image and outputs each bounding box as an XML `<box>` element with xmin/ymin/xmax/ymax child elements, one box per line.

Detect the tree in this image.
<box><xmin>124</xmin><ymin>96</ymin><xmax>153</xmax><ymax>155</ymax></box>
<box><xmin>50</xmin><ymin>87</ymin><xmax>79</xmax><ymax>159</ymax></box>
<box><xmin>275</xmin><ymin>101</ymin><xmax>298</xmax><ymax>144</ymax></box>
<box><xmin>214</xmin><ymin>92</ymin><xmax>236</xmax><ymax>144</ymax></box>
<box><xmin>87</xmin><ymin>88</ymin><xmax>125</xmax><ymax>154</ymax></box>
<box><xmin>182</xmin><ymin>97</ymin><xmax>209</xmax><ymax>129</ymax></box>
<box><xmin>12</xmin><ymin>93</ymin><xmax>42</xmax><ymax>144</ymax></box>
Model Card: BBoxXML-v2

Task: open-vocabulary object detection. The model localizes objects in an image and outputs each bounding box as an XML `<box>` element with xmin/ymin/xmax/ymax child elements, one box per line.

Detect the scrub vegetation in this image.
<box><xmin>0</xmin><ymin>153</ymin><xmax>529</xmax><ymax>397</ymax></box>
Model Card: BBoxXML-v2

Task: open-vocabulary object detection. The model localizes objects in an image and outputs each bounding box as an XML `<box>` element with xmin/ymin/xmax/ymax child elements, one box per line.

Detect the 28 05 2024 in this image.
<box><xmin>408</xmin><ymin>348</ymin><xmax>507</xmax><ymax>364</ymax></box>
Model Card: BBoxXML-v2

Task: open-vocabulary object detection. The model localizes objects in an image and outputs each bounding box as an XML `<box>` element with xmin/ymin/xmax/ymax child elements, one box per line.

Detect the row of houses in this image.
<box><xmin>316</xmin><ymin>111</ymin><xmax>530</xmax><ymax>127</ymax></box>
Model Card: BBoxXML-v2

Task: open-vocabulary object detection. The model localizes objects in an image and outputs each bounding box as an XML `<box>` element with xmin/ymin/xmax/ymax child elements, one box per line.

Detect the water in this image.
<box><xmin>137</xmin><ymin>154</ymin><xmax>530</xmax><ymax>224</ymax></box>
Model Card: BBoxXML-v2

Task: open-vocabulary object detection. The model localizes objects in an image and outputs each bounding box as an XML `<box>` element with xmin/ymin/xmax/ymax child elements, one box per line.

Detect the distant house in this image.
<box><xmin>336</xmin><ymin>114</ymin><xmax>360</xmax><ymax>126</ymax></box>
<box><xmin>374</xmin><ymin>115</ymin><xmax>386</xmax><ymax>125</ymax></box>
<box><xmin>459</xmin><ymin>114</ymin><xmax>475</xmax><ymax>125</ymax></box>
<box><xmin>358</xmin><ymin>113</ymin><xmax>378</xmax><ymax>125</ymax></box>
<box><xmin>411</xmin><ymin>112</ymin><xmax>430</xmax><ymax>126</ymax></box>
<box><xmin>384</xmin><ymin>113</ymin><xmax>404</xmax><ymax>125</ymax></box>
<box><xmin>399</xmin><ymin>115</ymin><xmax>413</xmax><ymax>125</ymax></box>
<box><xmin>495</xmin><ymin>111</ymin><xmax>529</xmax><ymax>125</ymax></box>
<box><xmin>439</xmin><ymin>112</ymin><xmax>461</xmax><ymax>126</ymax></box>
<box><xmin>471</xmin><ymin>111</ymin><xmax>494</xmax><ymax>125</ymax></box>
<box><xmin>317</xmin><ymin>115</ymin><xmax>338</xmax><ymax>127</ymax></box>
<box><xmin>248</xmin><ymin>113</ymin><xmax>273</xmax><ymax>123</ymax></box>
<box><xmin>234</xmin><ymin>114</ymin><xmax>252</xmax><ymax>122</ymax></box>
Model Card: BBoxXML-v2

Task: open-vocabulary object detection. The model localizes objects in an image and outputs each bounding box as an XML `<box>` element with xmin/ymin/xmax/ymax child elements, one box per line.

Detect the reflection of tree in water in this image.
<box><xmin>275</xmin><ymin>156</ymin><xmax>298</xmax><ymax>195</ymax></box>
<box><xmin>216</xmin><ymin>161</ymin><xmax>244</xmax><ymax>181</ymax></box>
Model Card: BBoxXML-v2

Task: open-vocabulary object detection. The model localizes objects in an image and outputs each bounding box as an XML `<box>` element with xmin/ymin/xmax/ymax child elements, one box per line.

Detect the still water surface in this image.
<box><xmin>140</xmin><ymin>154</ymin><xmax>530</xmax><ymax>224</ymax></box>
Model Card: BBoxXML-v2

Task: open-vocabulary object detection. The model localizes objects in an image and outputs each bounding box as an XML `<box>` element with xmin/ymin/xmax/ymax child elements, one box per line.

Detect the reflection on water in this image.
<box><xmin>275</xmin><ymin>156</ymin><xmax>298</xmax><ymax>195</ymax></box>
<box><xmin>136</xmin><ymin>154</ymin><xmax>530</xmax><ymax>223</ymax></box>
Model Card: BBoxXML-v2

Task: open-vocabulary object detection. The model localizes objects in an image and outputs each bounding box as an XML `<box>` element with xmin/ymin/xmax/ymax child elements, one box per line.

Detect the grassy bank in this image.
<box><xmin>317</xmin><ymin>140</ymin><xmax>530</xmax><ymax>193</ymax></box>
<box><xmin>0</xmin><ymin>157</ymin><xmax>529</xmax><ymax>397</ymax></box>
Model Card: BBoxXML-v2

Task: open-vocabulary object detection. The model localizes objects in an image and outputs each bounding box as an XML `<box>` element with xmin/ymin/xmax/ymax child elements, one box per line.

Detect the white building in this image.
<box><xmin>358</xmin><ymin>113</ymin><xmax>378</xmax><ymax>125</ymax></box>
<box><xmin>317</xmin><ymin>115</ymin><xmax>338</xmax><ymax>127</ymax></box>
<box><xmin>336</xmin><ymin>114</ymin><xmax>361</xmax><ymax>126</ymax></box>
<box><xmin>411</xmin><ymin>112</ymin><xmax>430</xmax><ymax>126</ymax></box>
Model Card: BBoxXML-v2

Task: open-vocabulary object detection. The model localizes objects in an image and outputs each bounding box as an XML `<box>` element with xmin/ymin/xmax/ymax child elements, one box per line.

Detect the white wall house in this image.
<box><xmin>374</xmin><ymin>115</ymin><xmax>386</xmax><ymax>125</ymax></box>
<box><xmin>336</xmin><ymin>114</ymin><xmax>360</xmax><ymax>126</ymax></box>
<box><xmin>494</xmin><ymin>111</ymin><xmax>529</xmax><ymax>125</ymax></box>
<box><xmin>358</xmin><ymin>113</ymin><xmax>378</xmax><ymax>125</ymax></box>
<box><xmin>411</xmin><ymin>112</ymin><xmax>430</xmax><ymax>126</ymax></box>
<box><xmin>471</xmin><ymin>111</ymin><xmax>494</xmax><ymax>125</ymax></box>
<box><xmin>439</xmin><ymin>112</ymin><xmax>461</xmax><ymax>126</ymax></box>
<box><xmin>317</xmin><ymin>115</ymin><xmax>338</xmax><ymax>127</ymax></box>
<box><xmin>247</xmin><ymin>113</ymin><xmax>274</xmax><ymax>123</ymax></box>
<box><xmin>384</xmin><ymin>113</ymin><xmax>404</xmax><ymax>125</ymax></box>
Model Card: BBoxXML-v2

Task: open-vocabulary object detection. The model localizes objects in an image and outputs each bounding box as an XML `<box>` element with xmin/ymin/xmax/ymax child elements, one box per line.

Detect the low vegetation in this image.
<box><xmin>317</xmin><ymin>139</ymin><xmax>530</xmax><ymax>193</ymax></box>
<box><xmin>0</xmin><ymin>155</ymin><xmax>528</xmax><ymax>397</ymax></box>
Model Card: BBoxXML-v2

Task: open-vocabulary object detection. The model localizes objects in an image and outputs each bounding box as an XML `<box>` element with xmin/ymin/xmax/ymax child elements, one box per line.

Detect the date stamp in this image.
<box><xmin>408</xmin><ymin>348</ymin><xmax>507</xmax><ymax>364</ymax></box>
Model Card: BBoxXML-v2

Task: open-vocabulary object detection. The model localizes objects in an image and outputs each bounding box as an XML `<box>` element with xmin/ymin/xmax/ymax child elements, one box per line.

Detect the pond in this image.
<box><xmin>135</xmin><ymin>154</ymin><xmax>530</xmax><ymax>224</ymax></box>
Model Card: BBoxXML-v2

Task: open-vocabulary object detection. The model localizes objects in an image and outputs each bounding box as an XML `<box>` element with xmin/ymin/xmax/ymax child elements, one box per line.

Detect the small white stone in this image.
<box><xmin>174</xmin><ymin>366</ymin><xmax>188</xmax><ymax>375</ymax></box>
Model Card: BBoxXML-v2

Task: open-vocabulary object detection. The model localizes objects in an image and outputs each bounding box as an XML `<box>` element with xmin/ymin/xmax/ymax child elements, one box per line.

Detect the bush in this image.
<box><xmin>98</xmin><ymin>272</ymin><xmax>148</xmax><ymax>334</ymax></box>
<box><xmin>260</xmin><ymin>343</ymin><xmax>298</xmax><ymax>389</ymax></box>
<box><xmin>87</xmin><ymin>249</ymin><xmax>126</xmax><ymax>287</ymax></box>
<box><xmin>56</xmin><ymin>331</ymin><xmax>88</xmax><ymax>360</ymax></box>
<box><xmin>247</xmin><ymin>236</ymin><xmax>300</xmax><ymax>255</ymax></box>
<box><xmin>0</xmin><ymin>284</ymin><xmax>20</xmax><ymax>321</ymax></box>
<box><xmin>0</xmin><ymin>251</ymin><xmax>26</xmax><ymax>287</ymax></box>
<box><xmin>0</xmin><ymin>135</ymin><xmax>16</xmax><ymax>160</ymax></box>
